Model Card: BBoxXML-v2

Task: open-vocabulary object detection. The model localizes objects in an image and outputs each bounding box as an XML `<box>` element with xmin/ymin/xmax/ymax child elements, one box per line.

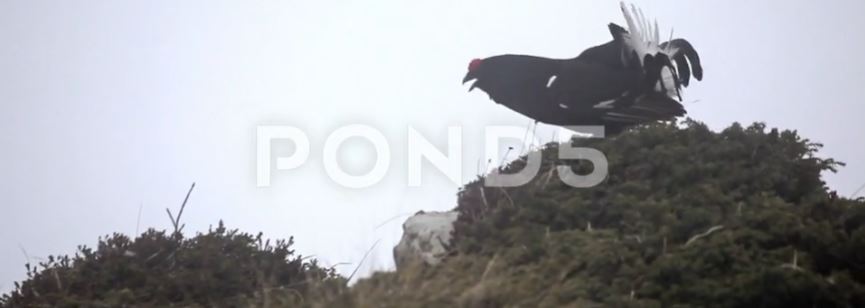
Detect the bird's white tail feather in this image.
<box><xmin>621</xmin><ymin>2</ymin><xmax>665</xmax><ymax>65</ymax></box>
<box><xmin>621</xmin><ymin>2</ymin><xmax>678</xmax><ymax>96</ymax></box>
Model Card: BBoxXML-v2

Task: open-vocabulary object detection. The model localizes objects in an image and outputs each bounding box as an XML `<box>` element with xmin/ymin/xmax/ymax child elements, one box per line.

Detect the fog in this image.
<box><xmin>1</xmin><ymin>0</ymin><xmax>864</xmax><ymax>291</ymax></box>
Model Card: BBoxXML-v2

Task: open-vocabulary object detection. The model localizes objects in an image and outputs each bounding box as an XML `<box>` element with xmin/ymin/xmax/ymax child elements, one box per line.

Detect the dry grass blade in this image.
<box><xmin>850</xmin><ymin>181</ymin><xmax>865</xmax><ymax>199</ymax></box>
<box><xmin>166</xmin><ymin>182</ymin><xmax>196</xmax><ymax>234</ymax></box>
<box><xmin>135</xmin><ymin>203</ymin><xmax>143</xmax><ymax>235</ymax></box>
<box><xmin>348</xmin><ymin>239</ymin><xmax>380</xmax><ymax>283</ymax></box>
<box><xmin>684</xmin><ymin>225</ymin><xmax>724</xmax><ymax>247</ymax></box>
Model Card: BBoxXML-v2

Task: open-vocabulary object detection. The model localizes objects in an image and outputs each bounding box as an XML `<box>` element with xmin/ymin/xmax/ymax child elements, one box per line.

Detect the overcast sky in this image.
<box><xmin>1</xmin><ymin>0</ymin><xmax>864</xmax><ymax>292</ymax></box>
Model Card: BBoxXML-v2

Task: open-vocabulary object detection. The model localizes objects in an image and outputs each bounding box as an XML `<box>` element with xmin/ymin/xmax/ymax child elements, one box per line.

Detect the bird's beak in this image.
<box><xmin>462</xmin><ymin>72</ymin><xmax>477</xmax><ymax>92</ymax></box>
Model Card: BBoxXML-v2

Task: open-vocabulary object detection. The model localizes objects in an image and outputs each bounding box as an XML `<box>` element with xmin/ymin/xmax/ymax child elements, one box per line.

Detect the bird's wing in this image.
<box><xmin>574</xmin><ymin>23</ymin><xmax>632</xmax><ymax>69</ymax></box>
<box><xmin>601</xmin><ymin>92</ymin><xmax>686</xmax><ymax>124</ymax></box>
<box><xmin>548</xmin><ymin>60</ymin><xmax>637</xmax><ymax>108</ymax></box>
<box><xmin>549</xmin><ymin>59</ymin><xmax>685</xmax><ymax>126</ymax></box>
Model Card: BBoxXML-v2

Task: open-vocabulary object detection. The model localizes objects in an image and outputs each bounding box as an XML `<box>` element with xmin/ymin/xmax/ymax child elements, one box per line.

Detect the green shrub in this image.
<box><xmin>5</xmin><ymin>121</ymin><xmax>865</xmax><ymax>307</ymax></box>
<box><xmin>344</xmin><ymin>121</ymin><xmax>865</xmax><ymax>307</ymax></box>
<box><xmin>1</xmin><ymin>221</ymin><xmax>346</xmax><ymax>307</ymax></box>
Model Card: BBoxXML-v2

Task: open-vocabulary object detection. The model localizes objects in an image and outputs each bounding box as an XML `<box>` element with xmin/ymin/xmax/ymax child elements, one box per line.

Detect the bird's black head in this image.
<box><xmin>462</xmin><ymin>58</ymin><xmax>484</xmax><ymax>91</ymax></box>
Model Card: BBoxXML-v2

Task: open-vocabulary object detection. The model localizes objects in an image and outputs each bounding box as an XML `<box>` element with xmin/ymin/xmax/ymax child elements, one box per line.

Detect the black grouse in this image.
<box><xmin>462</xmin><ymin>2</ymin><xmax>703</xmax><ymax>134</ymax></box>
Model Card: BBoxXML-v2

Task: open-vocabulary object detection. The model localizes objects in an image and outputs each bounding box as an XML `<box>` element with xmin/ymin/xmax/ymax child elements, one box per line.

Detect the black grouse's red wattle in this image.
<box><xmin>462</xmin><ymin>2</ymin><xmax>703</xmax><ymax>134</ymax></box>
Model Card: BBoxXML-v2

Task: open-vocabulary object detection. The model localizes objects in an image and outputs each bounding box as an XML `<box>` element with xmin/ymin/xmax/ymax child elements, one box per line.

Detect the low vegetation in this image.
<box><xmin>4</xmin><ymin>121</ymin><xmax>864</xmax><ymax>307</ymax></box>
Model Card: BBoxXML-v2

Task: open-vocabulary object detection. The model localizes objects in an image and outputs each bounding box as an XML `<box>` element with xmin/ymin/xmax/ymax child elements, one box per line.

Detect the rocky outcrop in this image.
<box><xmin>393</xmin><ymin>210</ymin><xmax>458</xmax><ymax>268</ymax></box>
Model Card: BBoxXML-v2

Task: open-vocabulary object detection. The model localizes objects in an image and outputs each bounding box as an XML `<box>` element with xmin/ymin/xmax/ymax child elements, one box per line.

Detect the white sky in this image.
<box><xmin>1</xmin><ymin>0</ymin><xmax>864</xmax><ymax>292</ymax></box>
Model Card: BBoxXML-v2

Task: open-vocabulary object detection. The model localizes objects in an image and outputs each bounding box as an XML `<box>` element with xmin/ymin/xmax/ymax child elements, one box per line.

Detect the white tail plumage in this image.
<box><xmin>620</xmin><ymin>2</ymin><xmax>680</xmax><ymax>97</ymax></box>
